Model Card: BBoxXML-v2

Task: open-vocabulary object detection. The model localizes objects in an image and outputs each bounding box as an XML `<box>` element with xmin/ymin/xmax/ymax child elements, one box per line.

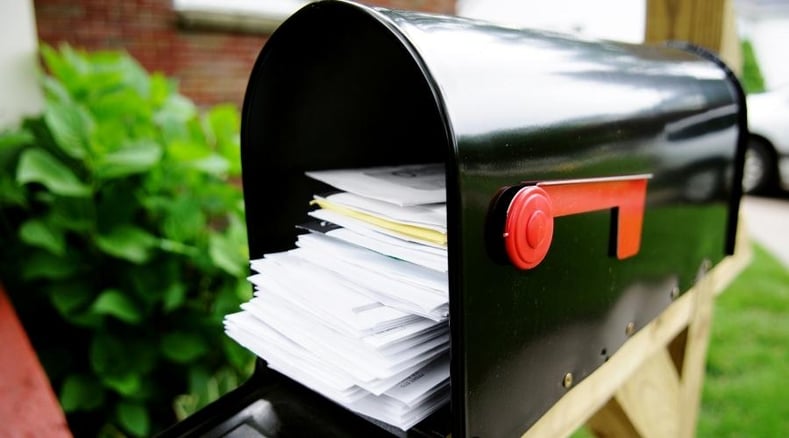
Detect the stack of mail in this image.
<box><xmin>224</xmin><ymin>163</ymin><xmax>450</xmax><ymax>431</ymax></box>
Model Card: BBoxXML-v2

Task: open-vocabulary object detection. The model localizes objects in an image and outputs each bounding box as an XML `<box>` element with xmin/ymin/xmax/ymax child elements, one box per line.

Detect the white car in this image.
<box><xmin>744</xmin><ymin>86</ymin><xmax>789</xmax><ymax>194</ymax></box>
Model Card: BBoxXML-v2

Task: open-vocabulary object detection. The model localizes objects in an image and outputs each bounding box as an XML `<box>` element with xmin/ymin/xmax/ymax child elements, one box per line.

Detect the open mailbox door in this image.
<box><xmin>158</xmin><ymin>1</ymin><xmax>747</xmax><ymax>437</ymax></box>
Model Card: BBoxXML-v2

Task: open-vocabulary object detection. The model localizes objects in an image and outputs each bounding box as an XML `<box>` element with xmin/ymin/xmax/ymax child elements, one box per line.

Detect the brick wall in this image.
<box><xmin>33</xmin><ymin>0</ymin><xmax>456</xmax><ymax>107</ymax></box>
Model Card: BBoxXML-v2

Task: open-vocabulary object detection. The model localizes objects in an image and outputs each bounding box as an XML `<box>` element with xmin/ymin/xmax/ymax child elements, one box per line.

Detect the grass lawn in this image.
<box><xmin>571</xmin><ymin>243</ymin><xmax>788</xmax><ymax>437</ymax></box>
<box><xmin>699</xmin><ymin>243</ymin><xmax>789</xmax><ymax>437</ymax></box>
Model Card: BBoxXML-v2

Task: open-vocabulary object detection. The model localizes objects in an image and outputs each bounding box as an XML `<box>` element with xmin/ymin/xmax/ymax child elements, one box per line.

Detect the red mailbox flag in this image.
<box><xmin>503</xmin><ymin>175</ymin><xmax>651</xmax><ymax>270</ymax></box>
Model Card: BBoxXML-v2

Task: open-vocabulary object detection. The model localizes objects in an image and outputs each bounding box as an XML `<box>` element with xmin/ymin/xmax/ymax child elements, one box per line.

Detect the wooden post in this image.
<box><xmin>645</xmin><ymin>0</ymin><xmax>742</xmax><ymax>75</ymax></box>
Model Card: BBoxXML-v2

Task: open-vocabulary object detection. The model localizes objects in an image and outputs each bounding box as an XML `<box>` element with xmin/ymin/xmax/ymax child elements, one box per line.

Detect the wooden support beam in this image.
<box><xmin>614</xmin><ymin>348</ymin><xmax>682</xmax><ymax>438</ymax></box>
<box><xmin>678</xmin><ymin>259</ymin><xmax>717</xmax><ymax>438</ymax></box>
<box><xmin>586</xmin><ymin>397</ymin><xmax>641</xmax><ymax>438</ymax></box>
<box><xmin>587</xmin><ymin>347</ymin><xmax>682</xmax><ymax>438</ymax></box>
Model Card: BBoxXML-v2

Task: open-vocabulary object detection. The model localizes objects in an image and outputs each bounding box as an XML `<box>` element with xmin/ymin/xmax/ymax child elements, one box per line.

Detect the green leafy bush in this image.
<box><xmin>0</xmin><ymin>44</ymin><xmax>254</xmax><ymax>436</ymax></box>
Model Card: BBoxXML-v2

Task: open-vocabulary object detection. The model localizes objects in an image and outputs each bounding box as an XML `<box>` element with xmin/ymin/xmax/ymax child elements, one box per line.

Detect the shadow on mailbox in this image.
<box><xmin>157</xmin><ymin>1</ymin><xmax>747</xmax><ymax>437</ymax></box>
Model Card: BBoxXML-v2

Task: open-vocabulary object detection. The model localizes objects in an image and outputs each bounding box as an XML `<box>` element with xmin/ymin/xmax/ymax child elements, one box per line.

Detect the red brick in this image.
<box><xmin>33</xmin><ymin>0</ymin><xmax>457</xmax><ymax>107</ymax></box>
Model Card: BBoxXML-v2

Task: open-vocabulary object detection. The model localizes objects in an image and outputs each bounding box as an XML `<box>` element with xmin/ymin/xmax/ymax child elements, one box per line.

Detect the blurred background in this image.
<box><xmin>0</xmin><ymin>0</ymin><xmax>786</xmax><ymax>437</ymax></box>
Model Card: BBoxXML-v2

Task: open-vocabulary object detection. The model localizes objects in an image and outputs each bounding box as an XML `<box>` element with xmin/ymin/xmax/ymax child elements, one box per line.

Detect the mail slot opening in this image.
<box><xmin>238</xmin><ymin>3</ymin><xmax>457</xmax><ymax>433</ymax></box>
<box><xmin>241</xmin><ymin>2</ymin><xmax>452</xmax><ymax>260</ymax></box>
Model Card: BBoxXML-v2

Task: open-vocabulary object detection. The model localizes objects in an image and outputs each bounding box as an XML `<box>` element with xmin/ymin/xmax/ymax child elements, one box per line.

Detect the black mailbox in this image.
<box><xmin>159</xmin><ymin>1</ymin><xmax>746</xmax><ymax>437</ymax></box>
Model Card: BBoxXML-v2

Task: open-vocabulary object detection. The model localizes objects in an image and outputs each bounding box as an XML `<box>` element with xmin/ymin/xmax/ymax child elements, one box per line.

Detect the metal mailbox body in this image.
<box><xmin>160</xmin><ymin>1</ymin><xmax>746</xmax><ymax>437</ymax></box>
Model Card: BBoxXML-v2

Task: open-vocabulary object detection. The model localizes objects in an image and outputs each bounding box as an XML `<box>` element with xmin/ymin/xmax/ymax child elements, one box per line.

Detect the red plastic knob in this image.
<box><xmin>504</xmin><ymin>186</ymin><xmax>554</xmax><ymax>270</ymax></box>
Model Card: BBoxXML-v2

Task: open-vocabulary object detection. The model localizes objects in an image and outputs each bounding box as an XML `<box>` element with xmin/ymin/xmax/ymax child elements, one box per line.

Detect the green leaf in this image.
<box><xmin>159</xmin><ymin>239</ymin><xmax>198</xmax><ymax>256</ymax></box>
<box><xmin>42</xmin><ymin>75</ymin><xmax>72</xmax><ymax>104</ymax></box>
<box><xmin>23</xmin><ymin>252</ymin><xmax>78</xmax><ymax>280</ymax></box>
<box><xmin>222</xmin><ymin>336</ymin><xmax>254</xmax><ymax>372</ymax></box>
<box><xmin>125</xmin><ymin>260</ymin><xmax>174</xmax><ymax>306</ymax></box>
<box><xmin>95</xmin><ymin>226</ymin><xmax>156</xmax><ymax>263</ymax></box>
<box><xmin>187</xmin><ymin>366</ymin><xmax>211</xmax><ymax>399</ymax></box>
<box><xmin>127</xmin><ymin>340</ymin><xmax>158</xmax><ymax>375</ymax></box>
<box><xmin>160</xmin><ymin>331</ymin><xmax>208</xmax><ymax>364</ymax></box>
<box><xmin>227</xmin><ymin>212</ymin><xmax>248</xmax><ymax>246</ymax></box>
<box><xmin>162</xmin><ymin>282</ymin><xmax>186</xmax><ymax>312</ymax></box>
<box><xmin>212</xmin><ymin>366</ymin><xmax>242</xmax><ymax>398</ymax></box>
<box><xmin>95</xmin><ymin>183</ymin><xmax>136</xmax><ymax>229</ymax></box>
<box><xmin>166</xmin><ymin>139</ymin><xmax>211</xmax><ymax>162</ymax></box>
<box><xmin>149</xmin><ymin>73</ymin><xmax>173</xmax><ymax>107</ymax></box>
<box><xmin>51</xmin><ymin>196</ymin><xmax>96</xmax><ymax>232</ymax></box>
<box><xmin>0</xmin><ymin>128</ymin><xmax>34</xmax><ymax>151</ymax></box>
<box><xmin>204</xmin><ymin>104</ymin><xmax>241</xmax><ymax>175</ymax></box>
<box><xmin>209</xmin><ymin>233</ymin><xmax>245</xmax><ymax>276</ymax></box>
<box><xmin>90</xmin><ymin>333</ymin><xmax>126</xmax><ymax>376</ymax></box>
<box><xmin>116</xmin><ymin>401</ymin><xmax>150</xmax><ymax>437</ymax></box>
<box><xmin>91</xmin><ymin>334</ymin><xmax>156</xmax><ymax>386</ymax></box>
<box><xmin>190</xmin><ymin>154</ymin><xmax>229</xmax><ymax>176</ymax></box>
<box><xmin>40</xmin><ymin>45</ymin><xmax>81</xmax><ymax>100</ymax></box>
<box><xmin>61</xmin><ymin>49</ymin><xmax>140</xmax><ymax>100</ymax></box>
<box><xmin>60</xmin><ymin>374</ymin><xmax>105</xmax><ymax>412</ymax></box>
<box><xmin>90</xmin><ymin>91</ymin><xmax>151</xmax><ymax>135</ymax></box>
<box><xmin>65</xmin><ymin>311</ymin><xmax>103</xmax><ymax>328</ymax></box>
<box><xmin>49</xmin><ymin>281</ymin><xmax>93</xmax><ymax>318</ymax></box>
<box><xmin>213</xmin><ymin>283</ymin><xmax>243</xmax><ymax>322</ymax></box>
<box><xmin>92</xmin><ymin>289</ymin><xmax>142</xmax><ymax>323</ymax></box>
<box><xmin>19</xmin><ymin>219</ymin><xmax>65</xmax><ymax>255</ymax></box>
<box><xmin>173</xmin><ymin>394</ymin><xmax>200</xmax><ymax>421</ymax></box>
<box><xmin>103</xmin><ymin>51</ymin><xmax>150</xmax><ymax>96</ymax></box>
<box><xmin>94</xmin><ymin>140</ymin><xmax>162</xmax><ymax>179</ymax></box>
<box><xmin>44</xmin><ymin>100</ymin><xmax>93</xmax><ymax>159</ymax></box>
<box><xmin>235</xmin><ymin>278</ymin><xmax>253</xmax><ymax>301</ymax></box>
<box><xmin>16</xmin><ymin>148</ymin><xmax>91</xmax><ymax>197</ymax></box>
<box><xmin>0</xmin><ymin>176</ymin><xmax>27</xmax><ymax>207</ymax></box>
<box><xmin>162</xmin><ymin>197</ymin><xmax>205</xmax><ymax>242</ymax></box>
<box><xmin>158</xmin><ymin>93</ymin><xmax>196</xmax><ymax>122</ymax></box>
<box><xmin>103</xmin><ymin>373</ymin><xmax>142</xmax><ymax>397</ymax></box>
<box><xmin>204</xmin><ymin>105</ymin><xmax>238</xmax><ymax>142</ymax></box>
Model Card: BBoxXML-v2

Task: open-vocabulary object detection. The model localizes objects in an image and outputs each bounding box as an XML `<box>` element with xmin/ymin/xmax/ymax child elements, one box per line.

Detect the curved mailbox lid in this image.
<box><xmin>240</xmin><ymin>1</ymin><xmax>746</xmax><ymax>436</ymax></box>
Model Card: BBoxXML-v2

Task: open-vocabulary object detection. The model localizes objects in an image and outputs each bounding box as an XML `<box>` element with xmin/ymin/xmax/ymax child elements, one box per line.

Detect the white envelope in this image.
<box><xmin>305</xmin><ymin>163</ymin><xmax>445</xmax><ymax>206</ymax></box>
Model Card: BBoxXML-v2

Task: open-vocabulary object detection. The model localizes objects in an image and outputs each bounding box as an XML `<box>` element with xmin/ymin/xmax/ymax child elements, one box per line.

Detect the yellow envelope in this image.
<box><xmin>311</xmin><ymin>198</ymin><xmax>447</xmax><ymax>247</ymax></box>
